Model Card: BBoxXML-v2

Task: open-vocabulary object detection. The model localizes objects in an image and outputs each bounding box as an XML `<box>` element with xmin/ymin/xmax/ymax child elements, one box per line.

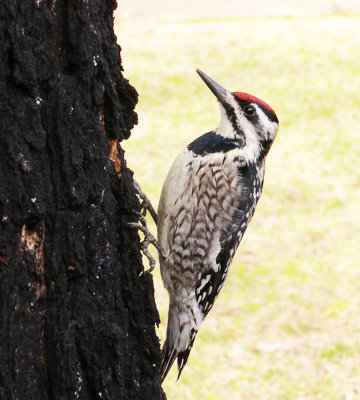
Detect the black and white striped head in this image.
<box><xmin>197</xmin><ymin>69</ymin><xmax>279</xmax><ymax>161</ymax></box>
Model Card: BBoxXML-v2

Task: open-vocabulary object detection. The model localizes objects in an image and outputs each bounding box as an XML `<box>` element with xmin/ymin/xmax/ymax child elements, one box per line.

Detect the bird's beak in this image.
<box><xmin>196</xmin><ymin>69</ymin><xmax>230</xmax><ymax>105</ymax></box>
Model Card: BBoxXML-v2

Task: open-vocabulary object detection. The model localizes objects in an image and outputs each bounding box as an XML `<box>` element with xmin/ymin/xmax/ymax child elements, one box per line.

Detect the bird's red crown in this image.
<box><xmin>233</xmin><ymin>92</ymin><xmax>276</xmax><ymax>116</ymax></box>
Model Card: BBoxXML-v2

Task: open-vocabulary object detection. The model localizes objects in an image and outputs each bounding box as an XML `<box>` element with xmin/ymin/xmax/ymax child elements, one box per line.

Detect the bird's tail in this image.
<box><xmin>176</xmin><ymin>332</ymin><xmax>196</xmax><ymax>379</ymax></box>
<box><xmin>160</xmin><ymin>338</ymin><xmax>178</xmax><ymax>382</ymax></box>
<box><xmin>160</xmin><ymin>301</ymin><xmax>202</xmax><ymax>382</ymax></box>
<box><xmin>160</xmin><ymin>328</ymin><xmax>197</xmax><ymax>382</ymax></box>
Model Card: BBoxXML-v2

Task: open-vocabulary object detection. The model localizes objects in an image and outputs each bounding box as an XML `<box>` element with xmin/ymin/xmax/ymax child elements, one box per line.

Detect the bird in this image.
<box><xmin>157</xmin><ymin>69</ymin><xmax>279</xmax><ymax>381</ymax></box>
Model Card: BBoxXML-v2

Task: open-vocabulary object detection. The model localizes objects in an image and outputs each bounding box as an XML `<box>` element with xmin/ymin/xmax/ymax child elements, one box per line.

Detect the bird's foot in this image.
<box><xmin>128</xmin><ymin>212</ymin><xmax>166</xmax><ymax>272</ymax></box>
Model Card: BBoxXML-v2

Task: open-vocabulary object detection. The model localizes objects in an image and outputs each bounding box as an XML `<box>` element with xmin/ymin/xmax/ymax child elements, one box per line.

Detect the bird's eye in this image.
<box><xmin>244</xmin><ymin>105</ymin><xmax>256</xmax><ymax>116</ymax></box>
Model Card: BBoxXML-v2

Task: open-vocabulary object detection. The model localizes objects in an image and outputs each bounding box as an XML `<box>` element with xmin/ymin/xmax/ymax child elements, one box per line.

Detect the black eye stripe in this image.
<box><xmin>257</xmin><ymin>104</ymin><xmax>279</xmax><ymax>123</ymax></box>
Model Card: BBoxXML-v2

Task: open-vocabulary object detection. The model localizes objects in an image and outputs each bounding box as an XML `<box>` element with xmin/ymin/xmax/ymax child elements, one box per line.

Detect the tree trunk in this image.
<box><xmin>0</xmin><ymin>1</ymin><xmax>165</xmax><ymax>399</ymax></box>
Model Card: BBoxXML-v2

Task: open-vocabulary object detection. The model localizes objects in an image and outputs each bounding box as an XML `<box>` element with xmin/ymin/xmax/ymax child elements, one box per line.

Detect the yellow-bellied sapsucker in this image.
<box><xmin>158</xmin><ymin>70</ymin><xmax>279</xmax><ymax>381</ymax></box>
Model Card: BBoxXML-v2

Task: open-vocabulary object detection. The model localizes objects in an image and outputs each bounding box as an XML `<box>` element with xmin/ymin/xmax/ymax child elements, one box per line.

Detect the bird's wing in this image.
<box><xmin>194</xmin><ymin>162</ymin><xmax>264</xmax><ymax>317</ymax></box>
<box><xmin>195</xmin><ymin>186</ymin><xmax>256</xmax><ymax>316</ymax></box>
<box><xmin>194</xmin><ymin>209</ymin><xmax>247</xmax><ymax>317</ymax></box>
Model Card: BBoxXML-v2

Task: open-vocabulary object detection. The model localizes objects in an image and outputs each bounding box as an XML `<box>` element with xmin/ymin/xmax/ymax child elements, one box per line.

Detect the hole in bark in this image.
<box><xmin>25</xmin><ymin>218</ymin><xmax>40</xmax><ymax>231</ymax></box>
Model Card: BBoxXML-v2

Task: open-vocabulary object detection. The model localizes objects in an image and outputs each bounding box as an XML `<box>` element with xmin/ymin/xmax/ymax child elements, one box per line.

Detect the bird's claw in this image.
<box><xmin>128</xmin><ymin>213</ymin><xmax>166</xmax><ymax>273</ymax></box>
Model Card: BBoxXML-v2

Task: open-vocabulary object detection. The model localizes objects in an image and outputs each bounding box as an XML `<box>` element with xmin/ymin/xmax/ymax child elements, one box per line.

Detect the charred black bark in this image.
<box><xmin>0</xmin><ymin>1</ymin><xmax>165</xmax><ymax>399</ymax></box>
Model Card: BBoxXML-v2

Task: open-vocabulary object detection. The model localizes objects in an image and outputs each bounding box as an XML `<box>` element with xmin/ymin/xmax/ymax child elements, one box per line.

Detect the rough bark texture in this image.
<box><xmin>0</xmin><ymin>1</ymin><xmax>165</xmax><ymax>399</ymax></box>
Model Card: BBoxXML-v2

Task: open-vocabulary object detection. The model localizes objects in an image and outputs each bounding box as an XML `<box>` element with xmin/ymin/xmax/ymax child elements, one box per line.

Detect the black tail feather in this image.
<box><xmin>176</xmin><ymin>348</ymin><xmax>192</xmax><ymax>380</ymax></box>
<box><xmin>160</xmin><ymin>341</ymin><xmax>178</xmax><ymax>382</ymax></box>
<box><xmin>160</xmin><ymin>329</ymin><xmax>198</xmax><ymax>382</ymax></box>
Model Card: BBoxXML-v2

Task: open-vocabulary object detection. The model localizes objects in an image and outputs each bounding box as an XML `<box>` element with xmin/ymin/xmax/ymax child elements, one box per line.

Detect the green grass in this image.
<box><xmin>115</xmin><ymin>13</ymin><xmax>360</xmax><ymax>400</ymax></box>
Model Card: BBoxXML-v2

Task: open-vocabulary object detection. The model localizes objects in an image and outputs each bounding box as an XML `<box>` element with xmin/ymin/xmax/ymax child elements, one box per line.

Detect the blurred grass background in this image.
<box><xmin>115</xmin><ymin>2</ymin><xmax>360</xmax><ymax>399</ymax></box>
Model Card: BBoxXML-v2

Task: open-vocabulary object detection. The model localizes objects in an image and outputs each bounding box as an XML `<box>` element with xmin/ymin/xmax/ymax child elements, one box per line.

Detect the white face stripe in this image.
<box><xmin>216</xmin><ymin>103</ymin><xmax>236</xmax><ymax>139</ymax></box>
<box><xmin>254</xmin><ymin>104</ymin><xmax>279</xmax><ymax>141</ymax></box>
